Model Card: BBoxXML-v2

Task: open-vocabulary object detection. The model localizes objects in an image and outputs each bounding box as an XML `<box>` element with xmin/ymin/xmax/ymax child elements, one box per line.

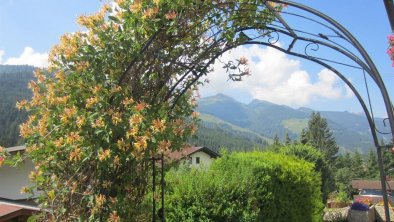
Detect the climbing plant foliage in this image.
<box><xmin>1</xmin><ymin>0</ymin><xmax>284</xmax><ymax>220</ymax></box>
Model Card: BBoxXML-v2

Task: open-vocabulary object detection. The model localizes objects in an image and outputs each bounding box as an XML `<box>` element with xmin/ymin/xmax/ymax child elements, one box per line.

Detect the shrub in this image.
<box><xmin>165</xmin><ymin>151</ymin><xmax>324</xmax><ymax>222</ymax></box>
<box><xmin>277</xmin><ymin>144</ymin><xmax>333</xmax><ymax>203</ymax></box>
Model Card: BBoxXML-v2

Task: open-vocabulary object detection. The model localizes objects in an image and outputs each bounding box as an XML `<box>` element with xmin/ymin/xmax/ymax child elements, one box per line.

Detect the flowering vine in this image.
<box><xmin>388</xmin><ymin>34</ymin><xmax>394</xmax><ymax>66</ymax></box>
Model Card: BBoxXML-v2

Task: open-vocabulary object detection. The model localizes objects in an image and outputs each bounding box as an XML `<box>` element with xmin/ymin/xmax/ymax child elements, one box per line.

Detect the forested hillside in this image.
<box><xmin>0</xmin><ymin>65</ymin><xmax>34</xmax><ymax>147</ymax></box>
<box><xmin>197</xmin><ymin>94</ymin><xmax>390</xmax><ymax>153</ymax></box>
<box><xmin>189</xmin><ymin>114</ymin><xmax>269</xmax><ymax>152</ymax></box>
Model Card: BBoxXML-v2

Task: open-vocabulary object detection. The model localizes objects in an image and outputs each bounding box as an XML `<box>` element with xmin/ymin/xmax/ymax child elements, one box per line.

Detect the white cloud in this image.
<box><xmin>200</xmin><ymin>45</ymin><xmax>353</xmax><ymax>106</ymax></box>
<box><xmin>3</xmin><ymin>47</ymin><xmax>48</xmax><ymax>68</ymax></box>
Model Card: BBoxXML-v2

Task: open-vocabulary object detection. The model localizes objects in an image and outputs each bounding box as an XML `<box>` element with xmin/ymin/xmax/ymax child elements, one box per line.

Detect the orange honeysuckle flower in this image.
<box><xmin>158</xmin><ymin>140</ymin><xmax>171</xmax><ymax>153</ymax></box>
<box><xmin>54</xmin><ymin>137</ymin><xmax>65</xmax><ymax>148</ymax></box>
<box><xmin>117</xmin><ymin>138</ymin><xmax>128</xmax><ymax>151</ymax></box>
<box><xmin>111</xmin><ymin>112</ymin><xmax>122</xmax><ymax>125</ymax></box>
<box><xmin>86</xmin><ymin>97</ymin><xmax>99</xmax><ymax>108</ymax></box>
<box><xmin>142</xmin><ymin>7</ymin><xmax>159</xmax><ymax>19</ymax></box>
<box><xmin>60</xmin><ymin>106</ymin><xmax>77</xmax><ymax>123</ymax></box>
<box><xmin>16</xmin><ymin>99</ymin><xmax>28</xmax><ymax>110</ymax></box>
<box><xmin>165</xmin><ymin>11</ymin><xmax>177</xmax><ymax>20</ymax></box>
<box><xmin>129</xmin><ymin>114</ymin><xmax>143</xmax><ymax>126</ymax></box>
<box><xmin>135</xmin><ymin>102</ymin><xmax>147</xmax><ymax>112</ymax></box>
<box><xmin>130</xmin><ymin>0</ymin><xmax>142</xmax><ymax>13</ymax></box>
<box><xmin>191</xmin><ymin>111</ymin><xmax>200</xmax><ymax>118</ymax></box>
<box><xmin>109</xmin><ymin>211</ymin><xmax>120</xmax><ymax>222</ymax></box>
<box><xmin>69</xmin><ymin>146</ymin><xmax>82</xmax><ymax>162</ymax></box>
<box><xmin>92</xmin><ymin>117</ymin><xmax>105</xmax><ymax>128</ymax></box>
<box><xmin>34</xmin><ymin>69</ymin><xmax>46</xmax><ymax>83</ymax></box>
<box><xmin>134</xmin><ymin>136</ymin><xmax>147</xmax><ymax>151</ymax></box>
<box><xmin>28</xmin><ymin>80</ymin><xmax>40</xmax><ymax>94</ymax></box>
<box><xmin>20</xmin><ymin>122</ymin><xmax>33</xmax><ymax>138</ymax></box>
<box><xmin>98</xmin><ymin>149</ymin><xmax>111</xmax><ymax>161</ymax></box>
<box><xmin>76</xmin><ymin>116</ymin><xmax>86</xmax><ymax>128</ymax></box>
<box><xmin>66</xmin><ymin>132</ymin><xmax>82</xmax><ymax>144</ymax></box>
<box><xmin>95</xmin><ymin>194</ymin><xmax>106</xmax><ymax>209</ymax></box>
<box><xmin>151</xmin><ymin>118</ymin><xmax>166</xmax><ymax>133</ymax></box>
<box><xmin>55</xmin><ymin>71</ymin><xmax>65</xmax><ymax>81</ymax></box>
<box><xmin>20</xmin><ymin>186</ymin><xmax>29</xmax><ymax>194</ymax></box>
<box><xmin>122</xmin><ymin>97</ymin><xmax>134</xmax><ymax>106</ymax></box>
<box><xmin>56</xmin><ymin>95</ymin><xmax>70</xmax><ymax>105</ymax></box>
<box><xmin>126</xmin><ymin>127</ymin><xmax>139</xmax><ymax>139</ymax></box>
<box><xmin>92</xmin><ymin>85</ymin><xmax>102</xmax><ymax>94</ymax></box>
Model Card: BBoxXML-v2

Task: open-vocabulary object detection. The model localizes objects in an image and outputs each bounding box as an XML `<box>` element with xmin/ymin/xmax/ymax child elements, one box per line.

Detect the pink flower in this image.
<box><xmin>387</xmin><ymin>34</ymin><xmax>394</xmax><ymax>66</ymax></box>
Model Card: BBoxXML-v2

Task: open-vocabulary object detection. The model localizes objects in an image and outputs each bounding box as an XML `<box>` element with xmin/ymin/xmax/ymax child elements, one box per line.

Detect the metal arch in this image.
<box><xmin>245</xmin><ymin>41</ymin><xmax>380</xmax><ymax>147</ymax></box>
<box><xmin>260</xmin><ymin>1</ymin><xmax>394</xmax><ymax>220</ymax></box>
<box><xmin>271</xmin><ymin>0</ymin><xmax>394</xmax><ymax>136</ymax></box>
<box><xmin>166</xmin><ymin>1</ymin><xmax>394</xmax><ymax>219</ymax></box>
<box><xmin>112</xmin><ymin>1</ymin><xmax>393</xmax><ymax>219</ymax></box>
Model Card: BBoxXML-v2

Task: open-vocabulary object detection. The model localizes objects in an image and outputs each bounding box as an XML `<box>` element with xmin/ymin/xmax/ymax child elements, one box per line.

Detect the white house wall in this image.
<box><xmin>189</xmin><ymin>151</ymin><xmax>214</xmax><ymax>167</ymax></box>
<box><xmin>0</xmin><ymin>159</ymin><xmax>35</xmax><ymax>200</ymax></box>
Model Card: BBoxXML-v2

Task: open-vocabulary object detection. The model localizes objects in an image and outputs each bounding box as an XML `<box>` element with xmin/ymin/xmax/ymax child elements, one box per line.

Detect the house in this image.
<box><xmin>168</xmin><ymin>146</ymin><xmax>220</xmax><ymax>167</ymax></box>
<box><xmin>0</xmin><ymin>145</ymin><xmax>39</xmax><ymax>221</ymax></box>
<box><xmin>352</xmin><ymin>179</ymin><xmax>394</xmax><ymax>204</ymax></box>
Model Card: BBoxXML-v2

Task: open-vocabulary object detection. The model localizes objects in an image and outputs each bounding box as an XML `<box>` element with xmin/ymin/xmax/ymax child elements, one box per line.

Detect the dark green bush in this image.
<box><xmin>165</xmin><ymin>151</ymin><xmax>323</xmax><ymax>222</ymax></box>
<box><xmin>277</xmin><ymin>144</ymin><xmax>333</xmax><ymax>203</ymax></box>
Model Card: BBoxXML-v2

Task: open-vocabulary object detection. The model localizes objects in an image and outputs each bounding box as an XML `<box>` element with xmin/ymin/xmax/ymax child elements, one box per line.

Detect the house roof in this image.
<box><xmin>0</xmin><ymin>200</ymin><xmax>39</xmax><ymax>221</ymax></box>
<box><xmin>352</xmin><ymin>179</ymin><xmax>394</xmax><ymax>190</ymax></box>
<box><xmin>168</xmin><ymin>146</ymin><xmax>220</xmax><ymax>160</ymax></box>
<box><xmin>5</xmin><ymin>145</ymin><xmax>26</xmax><ymax>154</ymax></box>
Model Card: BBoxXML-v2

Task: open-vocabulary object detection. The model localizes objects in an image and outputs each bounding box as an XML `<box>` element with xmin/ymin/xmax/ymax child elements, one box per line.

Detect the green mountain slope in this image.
<box><xmin>0</xmin><ymin>65</ymin><xmax>34</xmax><ymax>147</ymax></box>
<box><xmin>197</xmin><ymin>94</ymin><xmax>388</xmax><ymax>153</ymax></box>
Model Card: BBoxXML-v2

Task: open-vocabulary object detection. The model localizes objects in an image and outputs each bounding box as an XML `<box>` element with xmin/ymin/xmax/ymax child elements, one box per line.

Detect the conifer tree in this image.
<box><xmin>366</xmin><ymin>149</ymin><xmax>379</xmax><ymax>179</ymax></box>
<box><xmin>284</xmin><ymin>132</ymin><xmax>291</xmax><ymax>145</ymax></box>
<box><xmin>351</xmin><ymin>150</ymin><xmax>366</xmax><ymax>179</ymax></box>
<box><xmin>273</xmin><ymin>134</ymin><xmax>281</xmax><ymax>146</ymax></box>
<box><xmin>303</xmin><ymin>112</ymin><xmax>339</xmax><ymax>164</ymax></box>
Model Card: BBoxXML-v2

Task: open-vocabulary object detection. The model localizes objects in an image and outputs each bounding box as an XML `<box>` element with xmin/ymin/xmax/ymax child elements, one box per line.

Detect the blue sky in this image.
<box><xmin>0</xmin><ymin>0</ymin><xmax>393</xmax><ymax>117</ymax></box>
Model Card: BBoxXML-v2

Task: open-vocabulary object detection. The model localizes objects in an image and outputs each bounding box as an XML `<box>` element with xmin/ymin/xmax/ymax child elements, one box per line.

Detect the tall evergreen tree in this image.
<box><xmin>351</xmin><ymin>150</ymin><xmax>366</xmax><ymax>179</ymax></box>
<box><xmin>284</xmin><ymin>132</ymin><xmax>291</xmax><ymax>145</ymax></box>
<box><xmin>303</xmin><ymin>112</ymin><xmax>339</xmax><ymax>164</ymax></box>
<box><xmin>366</xmin><ymin>149</ymin><xmax>379</xmax><ymax>179</ymax></box>
<box><xmin>273</xmin><ymin>134</ymin><xmax>281</xmax><ymax>146</ymax></box>
<box><xmin>299</xmin><ymin>129</ymin><xmax>308</xmax><ymax>145</ymax></box>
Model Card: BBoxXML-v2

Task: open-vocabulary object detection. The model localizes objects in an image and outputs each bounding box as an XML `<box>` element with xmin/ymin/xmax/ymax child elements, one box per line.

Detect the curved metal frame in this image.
<box><xmin>263</xmin><ymin>1</ymin><xmax>394</xmax><ymax>220</ymax></box>
<box><xmin>116</xmin><ymin>1</ymin><xmax>394</xmax><ymax>220</ymax></box>
<box><xmin>184</xmin><ymin>1</ymin><xmax>394</xmax><ymax>219</ymax></box>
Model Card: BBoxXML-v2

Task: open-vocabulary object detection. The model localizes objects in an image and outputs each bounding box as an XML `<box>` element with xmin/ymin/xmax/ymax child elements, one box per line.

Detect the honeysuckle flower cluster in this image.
<box><xmin>6</xmin><ymin>0</ymin><xmax>282</xmax><ymax>220</ymax></box>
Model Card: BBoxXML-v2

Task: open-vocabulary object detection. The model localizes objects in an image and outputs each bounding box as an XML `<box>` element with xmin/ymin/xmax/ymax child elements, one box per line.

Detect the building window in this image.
<box><xmin>196</xmin><ymin>157</ymin><xmax>200</xmax><ymax>164</ymax></box>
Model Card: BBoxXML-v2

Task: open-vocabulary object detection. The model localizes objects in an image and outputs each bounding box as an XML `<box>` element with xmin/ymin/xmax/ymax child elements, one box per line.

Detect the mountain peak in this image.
<box><xmin>248</xmin><ymin>99</ymin><xmax>276</xmax><ymax>107</ymax></box>
<box><xmin>200</xmin><ymin>93</ymin><xmax>237</xmax><ymax>103</ymax></box>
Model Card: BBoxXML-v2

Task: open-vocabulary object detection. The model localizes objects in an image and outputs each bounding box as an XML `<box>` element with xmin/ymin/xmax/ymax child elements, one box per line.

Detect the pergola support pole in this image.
<box><xmin>377</xmin><ymin>145</ymin><xmax>391</xmax><ymax>222</ymax></box>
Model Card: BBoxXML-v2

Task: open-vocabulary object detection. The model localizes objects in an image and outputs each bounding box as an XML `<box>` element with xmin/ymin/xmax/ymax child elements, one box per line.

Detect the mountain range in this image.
<box><xmin>194</xmin><ymin>93</ymin><xmax>390</xmax><ymax>153</ymax></box>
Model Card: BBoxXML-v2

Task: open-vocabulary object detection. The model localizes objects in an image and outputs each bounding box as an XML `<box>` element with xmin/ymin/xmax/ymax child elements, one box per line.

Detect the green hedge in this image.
<box><xmin>165</xmin><ymin>151</ymin><xmax>323</xmax><ymax>222</ymax></box>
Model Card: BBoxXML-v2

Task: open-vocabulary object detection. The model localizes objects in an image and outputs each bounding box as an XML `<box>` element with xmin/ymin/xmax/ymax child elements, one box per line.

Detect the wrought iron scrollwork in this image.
<box><xmin>304</xmin><ymin>42</ymin><xmax>320</xmax><ymax>58</ymax></box>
